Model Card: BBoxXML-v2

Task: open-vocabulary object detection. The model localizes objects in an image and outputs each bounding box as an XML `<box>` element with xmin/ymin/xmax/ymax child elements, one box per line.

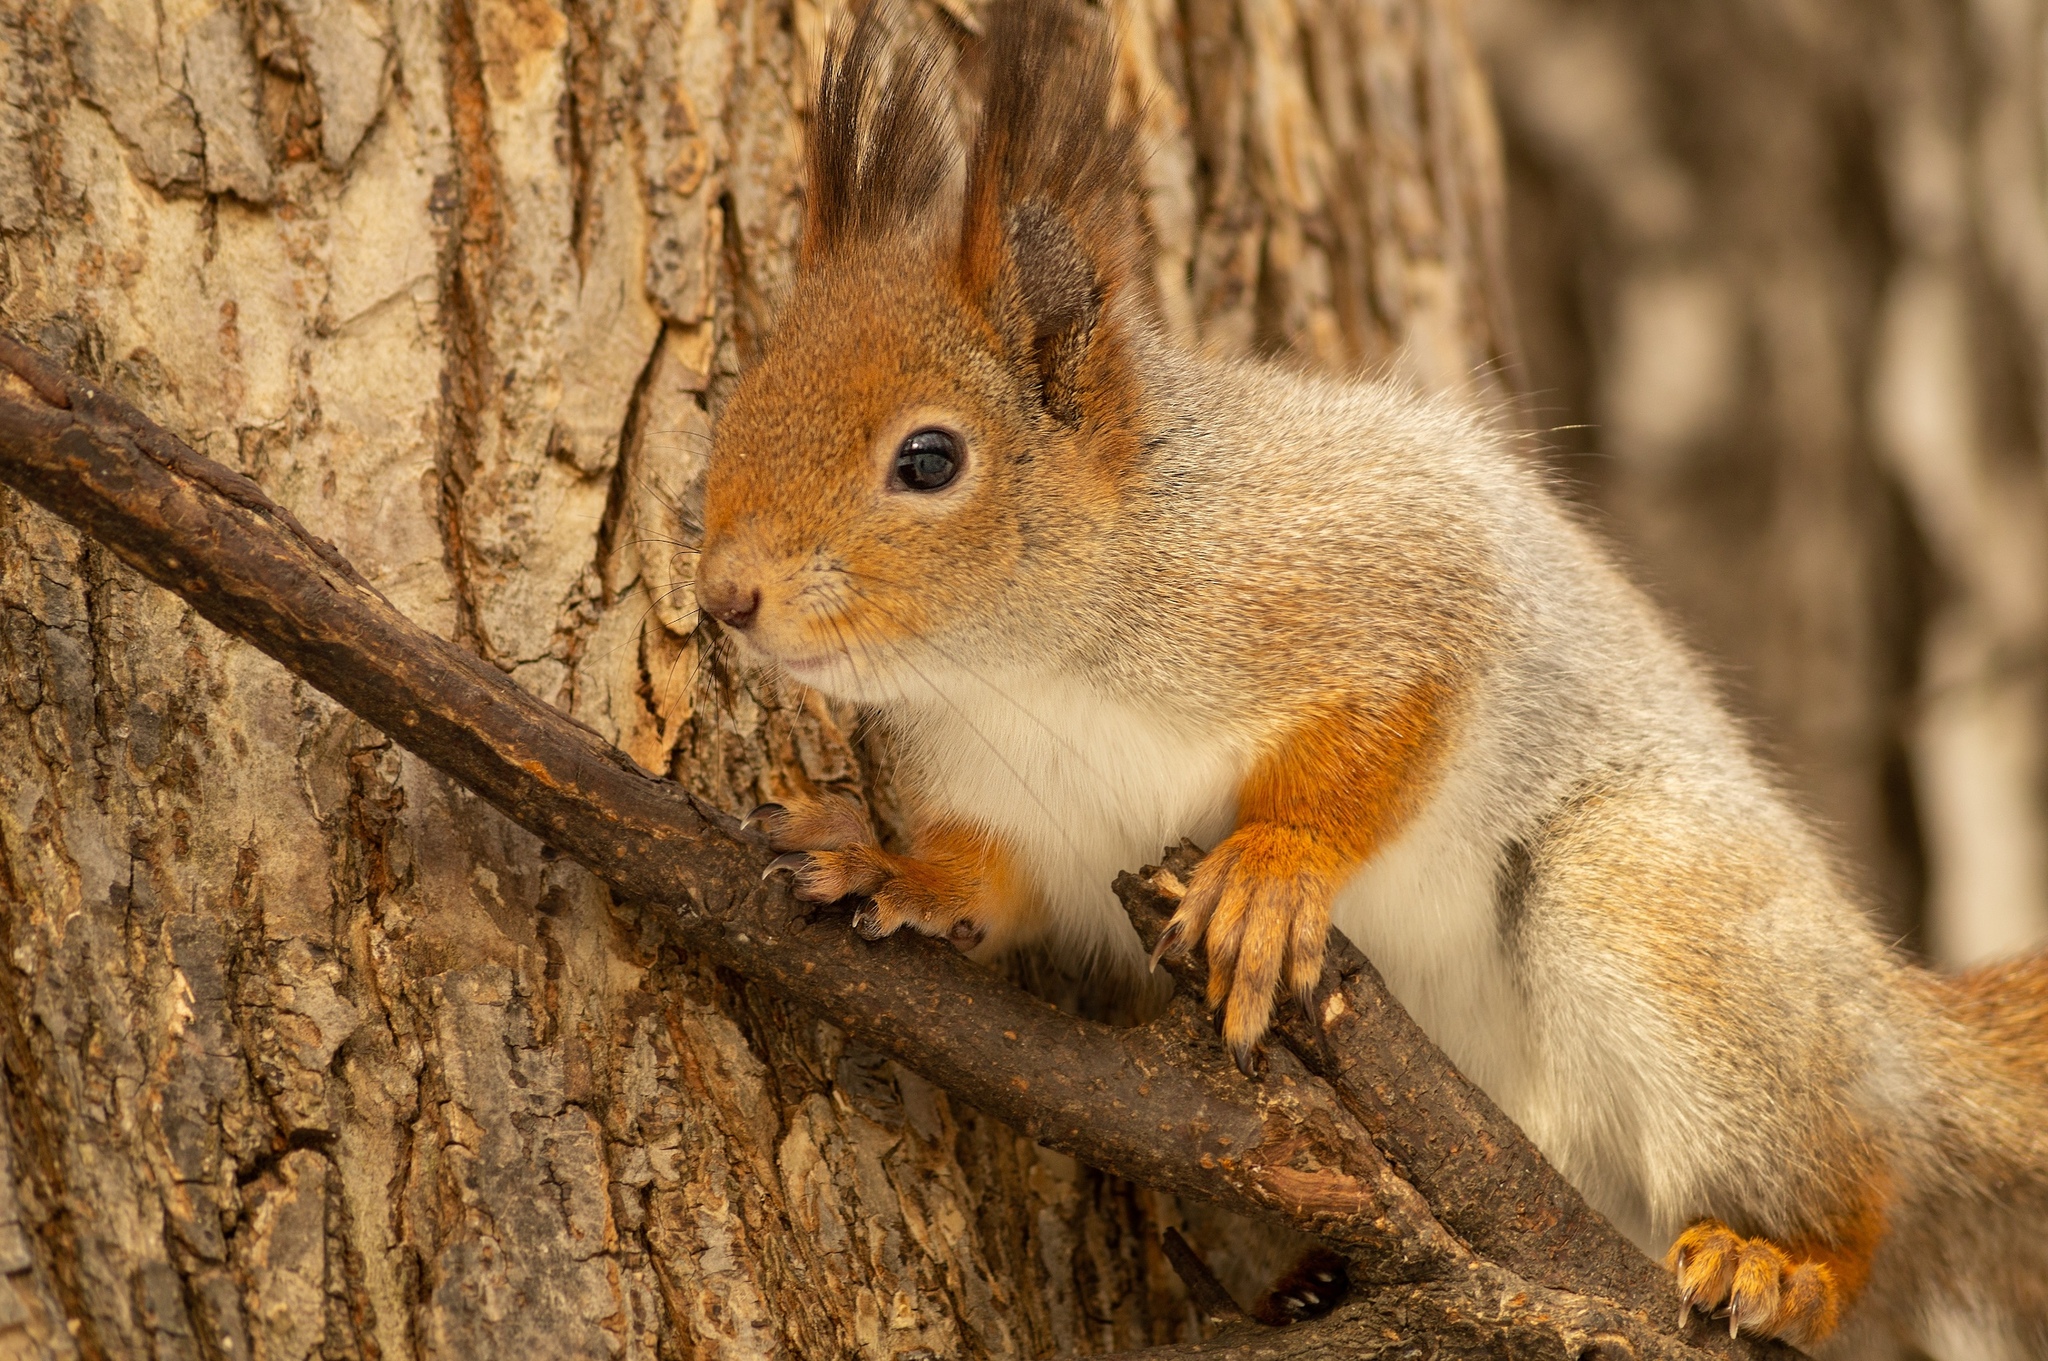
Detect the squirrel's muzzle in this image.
<box><xmin>694</xmin><ymin>548</ymin><xmax>762</xmax><ymax>631</ymax></box>
<box><xmin>698</xmin><ymin>579</ymin><xmax>760</xmax><ymax>631</ymax></box>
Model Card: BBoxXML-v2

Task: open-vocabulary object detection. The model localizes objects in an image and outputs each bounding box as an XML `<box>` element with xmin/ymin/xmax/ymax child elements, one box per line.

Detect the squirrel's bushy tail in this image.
<box><xmin>1867</xmin><ymin>953</ymin><xmax>2048</xmax><ymax>1350</ymax></box>
<box><xmin>1937</xmin><ymin>949</ymin><xmax>2048</xmax><ymax>1086</ymax></box>
<box><xmin>1897</xmin><ymin>950</ymin><xmax>2048</xmax><ymax>1353</ymax></box>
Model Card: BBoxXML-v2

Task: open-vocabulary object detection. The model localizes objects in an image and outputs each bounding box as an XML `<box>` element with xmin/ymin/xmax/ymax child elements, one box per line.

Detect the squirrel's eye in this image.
<box><xmin>892</xmin><ymin>429</ymin><xmax>962</xmax><ymax>492</ymax></box>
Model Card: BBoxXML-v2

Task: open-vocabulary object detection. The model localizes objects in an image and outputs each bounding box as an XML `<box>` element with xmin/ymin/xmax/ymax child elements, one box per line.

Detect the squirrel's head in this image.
<box><xmin>695</xmin><ymin>0</ymin><xmax>1145</xmax><ymax>702</ymax></box>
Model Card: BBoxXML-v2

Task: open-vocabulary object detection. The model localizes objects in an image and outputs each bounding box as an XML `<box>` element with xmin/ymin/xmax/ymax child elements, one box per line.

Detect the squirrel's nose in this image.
<box><xmin>697</xmin><ymin>576</ymin><xmax>761</xmax><ymax>630</ymax></box>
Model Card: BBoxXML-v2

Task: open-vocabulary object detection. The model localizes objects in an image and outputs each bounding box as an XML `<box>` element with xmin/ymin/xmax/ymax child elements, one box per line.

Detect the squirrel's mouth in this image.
<box><xmin>760</xmin><ymin>644</ymin><xmax>860</xmax><ymax>689</ymax></box>
<box><xmin>759</xmin><ymin>642</ymin><xmax>913</xmax><ymax>707</ymax></box>
<box><xmin>727</xmin><ymin>610</ymin><xmax>919</xmax><ymax>704</ymax></box>
<box><xmin>708</xmin><ymin>611</ymin><xmax>839</xmax><ymax>675</ymax></box>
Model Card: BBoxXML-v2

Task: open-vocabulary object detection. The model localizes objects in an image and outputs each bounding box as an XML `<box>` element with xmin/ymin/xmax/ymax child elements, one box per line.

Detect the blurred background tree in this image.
<box><xmin>1472</xmin><ymin>0</ymin><xmax>2048</xmax><ymax>966</ymax></box>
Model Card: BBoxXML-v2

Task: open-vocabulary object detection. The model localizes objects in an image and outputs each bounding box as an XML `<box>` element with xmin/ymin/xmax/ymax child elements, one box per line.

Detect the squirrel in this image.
<box><xmin>689</xmin><ymin>1</ymin><xmax>2048</xmax><ymax>1353</ymax></box>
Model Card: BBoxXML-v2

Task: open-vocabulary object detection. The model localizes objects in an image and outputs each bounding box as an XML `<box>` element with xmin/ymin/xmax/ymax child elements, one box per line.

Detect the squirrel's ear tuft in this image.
<box><xmin>959</xmin><ymin>0</ymin><xmax>1142</xmax><ymax>424</ymax></box>
<box><xmin>803</xmin><ymin>1</ymin><xmax>954</xmax><ymax>267</ymax></box>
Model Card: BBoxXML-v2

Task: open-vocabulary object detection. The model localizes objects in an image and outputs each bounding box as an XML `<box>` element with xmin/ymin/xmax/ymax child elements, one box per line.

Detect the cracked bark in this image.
<box><xmin>0</xmin><ymin>0</ymin><xmax>1680</xmax><ymax>1358</ymax></box>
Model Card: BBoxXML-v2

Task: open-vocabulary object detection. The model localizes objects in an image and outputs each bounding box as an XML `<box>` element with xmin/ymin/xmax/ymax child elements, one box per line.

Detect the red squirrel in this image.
<box><xmin>691</xmin><ymin>2</ymin><xmax>2048</xmax><ymax>1351</ymax></box>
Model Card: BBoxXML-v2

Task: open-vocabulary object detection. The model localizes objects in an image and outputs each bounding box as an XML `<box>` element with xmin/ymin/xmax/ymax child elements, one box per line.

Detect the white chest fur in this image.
<box><xmin>884</xmin><ymin>665</ymin><xmax>1637</xmax><ymax>1237</ymax></box>
<box><xmin>888</xmin><ymin>665</ymin><xmax>1533</xmax><ymax>1075</ymax></box>
<box><xmin>886</xmin><ymin>668</ymin><xmax>1244</xmax><ymax>971</ymax></box>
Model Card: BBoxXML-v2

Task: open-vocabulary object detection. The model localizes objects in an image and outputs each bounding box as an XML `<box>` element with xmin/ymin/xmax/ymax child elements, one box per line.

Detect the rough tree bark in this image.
<box><xmin>1470</xmin><ymin>0</ymin><xmax>2048</xmax><ymax>964</ymax></box>
<box><xmin>0</xmin><ymin>0</ymin><xmax>1522</xmax><ymax>1357</ymax></box>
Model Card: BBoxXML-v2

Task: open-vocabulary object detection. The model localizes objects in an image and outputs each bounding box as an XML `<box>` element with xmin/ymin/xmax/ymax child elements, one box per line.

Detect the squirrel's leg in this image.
<box><xmin>1157</xmin><ymin>688</ymin><xmax>1447</xmax><ymax>1070</ymax></box>
<box><xmin>1667</xmin><ymin>1199</ymin><xmax>1886</xmax><ymax>1348</ymax></box>
<box><xmin>751</xmin><ymin>794</ymin><xmax>1021</xmax><ymax>951</ymax></box>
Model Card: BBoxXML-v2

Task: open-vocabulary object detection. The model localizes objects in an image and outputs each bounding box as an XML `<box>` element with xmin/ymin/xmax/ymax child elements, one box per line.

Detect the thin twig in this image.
<box><xmin>1162</xmin><ymin>1228</ymin><xmax>1247</xmax><ymax>1324</ymax></box>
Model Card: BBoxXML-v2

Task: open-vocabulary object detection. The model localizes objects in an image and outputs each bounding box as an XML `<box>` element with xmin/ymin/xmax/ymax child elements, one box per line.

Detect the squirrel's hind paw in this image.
<box><xmin>1249</xmin><ymin>1248</ymin><xmax>1350</xmax><ymax>1326</ymax></box>
<box><xmin>1668</xmin><ymin>1220</ymin><xmax>1842</xmax><ymax>1348</ymax></box>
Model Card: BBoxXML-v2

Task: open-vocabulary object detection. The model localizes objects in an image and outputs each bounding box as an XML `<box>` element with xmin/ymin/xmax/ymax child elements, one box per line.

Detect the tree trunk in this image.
<box><xmin>0</xmin><ymin>0</ymin><xmax>1513</xmax><ymax>1355</ymax></box>
<box><xmin>1471</xmin><ymin>0</ymin><xmax>2048</xmax><ymax>964</ymax></box>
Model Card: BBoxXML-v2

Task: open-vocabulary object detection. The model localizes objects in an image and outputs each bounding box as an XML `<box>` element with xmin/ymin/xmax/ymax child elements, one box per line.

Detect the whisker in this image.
<box><xmin>682</xmin><ymin>612</ymin><xmax>719</xmax><ymax>700</ymax></box>
<box><xmin>557</xmin><ymin>581</ymin><xmax>698</xmax><ymax>723</ymax></box>
<box><xmin>617</xmin><ymin>535</ymin><xmax>704</xmax><ymax>553</ymax></box>
<box><xmin>621</xmin><ymin>468</ymin><xmax>708</xmax><ymax>538</ymax></box>
<box><xmin>835</xmin><ymin>571</ymin><xmax>1108</xmax><ymax>783</ymax></box>
<box><xmin>653</xmin><ymin>627</ymin><xmax>703</xmax><ymax>724</ymax></box>
<box><xmin>650</xmin><ymin>577</ymin><xmax>697</xmax><ymax>602</ymax></box>
<box><xmin>725</xmin><ymin>626</ymin><xmax>780</xmax><ymax>715</ymax></box>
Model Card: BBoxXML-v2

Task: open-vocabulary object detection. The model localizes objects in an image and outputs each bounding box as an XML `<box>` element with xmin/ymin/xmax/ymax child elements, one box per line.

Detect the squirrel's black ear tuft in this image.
<box><xmin>959</xmin><ymin>0</ymin><xmax>1142</xmax><ymax>423</ymax></box>
<box><xmin>803</xmin><ymin>1</ymin><xmax>955</xmax><ymax>267</ymax></box>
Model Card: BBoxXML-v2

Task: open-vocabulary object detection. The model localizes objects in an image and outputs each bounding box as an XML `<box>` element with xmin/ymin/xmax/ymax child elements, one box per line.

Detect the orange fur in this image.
<box><xmin>1164</xmin><ymin>686</ymin><xmax>1449</xmax><ymax>1064</ymax></box>
<box><xmin>760</xmin><ymin>794</ymin><xmax>1028</xmax><ymax>952</ymax></box>
<box><xmin>696</xmin><ymin>1</ymin><xmax>1153</xmax><ymax>679</ymax></box>
<box><xmin>751</xmin><ymin>790</ymin><xmax>872</xmax><ymax>851</ymax></box>
<box><xmin>1236</xmin><ymin>686</ymin><xmax>1448</xmax><ymax>860</ymax></box>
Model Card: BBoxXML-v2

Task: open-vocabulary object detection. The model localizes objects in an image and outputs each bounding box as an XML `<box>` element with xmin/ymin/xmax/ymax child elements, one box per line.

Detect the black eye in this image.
<box><xmin>892</xmin><ymin>428</ymin><xmax>961</xmax><ymax>492</ymax></box>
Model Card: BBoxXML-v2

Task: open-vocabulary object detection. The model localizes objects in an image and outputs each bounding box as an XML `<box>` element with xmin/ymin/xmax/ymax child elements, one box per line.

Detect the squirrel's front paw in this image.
<box><xmin>1154</xmin><ymin>824</ymin><xmax>1338</xmax><ymax>1073</ymax></box>
<box><xmin>1668</xmin><ymin>1220</ymin><xmax>1842</xmax><ymax>1347</ymax></box>
<box><xmin>752</xmin><ymin>800</ymin><xmax>994</xmax><ymax>951</ymax></box>
<box><xmin>744</xmin><ymin>791</ymin><xmax>872</xmax><ymax>853</ymax></box>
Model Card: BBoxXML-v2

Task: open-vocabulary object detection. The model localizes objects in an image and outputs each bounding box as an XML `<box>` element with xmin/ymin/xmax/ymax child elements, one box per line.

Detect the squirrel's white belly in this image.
<box><xmin>1334</xmin><ymin>742</ymin><xmax>1659</xmax><ymax>1248</ymax></box>
<box><xmin>1327</xmin><ymin>751</ymin><xmax>1552</xmax><ymax>1173</ymax></box>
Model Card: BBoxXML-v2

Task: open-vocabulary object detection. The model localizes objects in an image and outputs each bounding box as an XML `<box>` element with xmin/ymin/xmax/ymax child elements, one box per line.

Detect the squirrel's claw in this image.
<box><xmin>762</xmin><ymin>851</ymin><xmax>813</xmax><ymax>883</ymax></box>
<box><xmin>1665</xmin><ymin>1220</ymin><xmax>1842</xmax><ymax>1349</ymax></box>
<box><xmin>745</xmin><ymin>792</ymin><xmax>871</xmax><ymax>853</ymax></box>
<box><xmin>742</xmin><ymin>802</ymin><xmax>786</xmax><ymax>834</ymax></box>
<box><xmin>849</xmin><ymin>899</ymin><xmax>989</xmax><ymax>951</ymax></box>
<box><xmin>1147</xmin><ymin>919</ymin><xmax>1185</xmax><ymax>973</ymax></box>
